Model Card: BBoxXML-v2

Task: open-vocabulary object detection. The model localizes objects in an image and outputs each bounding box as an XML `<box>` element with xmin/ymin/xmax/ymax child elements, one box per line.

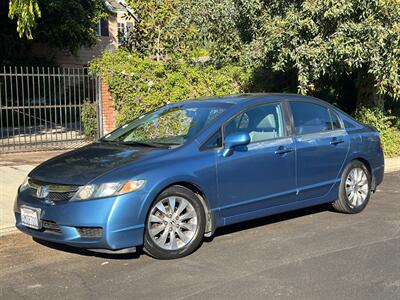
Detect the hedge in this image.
<box><xmin>355</xmin><ymin>107</ymin><xmax>400</xmax><ymax>158</ymax></box>
<box><xmin>90</xmin><ymin>50</ymin><xmax>400</xmax><ymax>157</ymax></box>
<box><xmin>90</xmin><ymin>50</ymin><xmax>251</xmax><ymax>125</ymax></box>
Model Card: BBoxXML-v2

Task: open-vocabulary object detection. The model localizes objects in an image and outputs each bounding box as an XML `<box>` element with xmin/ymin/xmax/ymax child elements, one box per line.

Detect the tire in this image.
<box><xmin>144</xmin><ymin>185</ymin><xmax>206</xmax><ymax>259</ymax></box>
<box><xmin>332</xmin><ymin>160</ymin><xmax>372</xmax><ymax>214</ymax></box>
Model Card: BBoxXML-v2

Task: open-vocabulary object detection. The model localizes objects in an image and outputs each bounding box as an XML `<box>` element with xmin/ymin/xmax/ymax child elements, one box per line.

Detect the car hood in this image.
<box><xmin>29</xmin><ymin>142</ymin><xmax>168</xmax><ymax>185</ymax></box>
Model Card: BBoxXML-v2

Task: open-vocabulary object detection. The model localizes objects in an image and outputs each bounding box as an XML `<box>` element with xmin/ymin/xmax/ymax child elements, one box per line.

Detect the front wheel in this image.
<box><xmin>332</xmin><ymin>160</ymin><xmax>372</xmax><ymax>214</ymax></box>
<box><xmin>144</xmin><ymin>186</ymin><xmax>205</xmax><ymax>259</ymax></box>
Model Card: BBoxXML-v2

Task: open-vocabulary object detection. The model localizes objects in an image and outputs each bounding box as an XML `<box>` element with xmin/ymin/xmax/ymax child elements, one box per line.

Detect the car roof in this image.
<box><xmin>181</xmin><ymin>93</ymin><xmax>326</xmax><ymax>106</ymax></box>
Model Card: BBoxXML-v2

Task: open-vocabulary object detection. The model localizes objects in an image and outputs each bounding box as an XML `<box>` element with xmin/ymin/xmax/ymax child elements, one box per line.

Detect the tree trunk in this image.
<box><xmin>356</xmin><ymin>72</ymin><xmax>385</xmax><ymax>110</ymax></box>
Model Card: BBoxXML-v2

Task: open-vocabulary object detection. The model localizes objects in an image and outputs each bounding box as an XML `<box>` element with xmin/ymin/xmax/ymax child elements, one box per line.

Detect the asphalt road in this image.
<box><xmin>1</xmin><ymin>172</ymin><xmax>399</xmax><ymax>300</ymax></box>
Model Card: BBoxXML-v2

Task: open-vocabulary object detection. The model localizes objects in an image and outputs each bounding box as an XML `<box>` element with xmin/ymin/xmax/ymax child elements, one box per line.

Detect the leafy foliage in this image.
<box><xmin>355</xmin><ymin>107</ymin><xmax>400</xmax><ymax>157</ymax></box>
<box><xmin>122</xmin><ymin>0</ymin><xmax>261</xmax><ymax>62</ymax></box>
<box><xmin>5</xmin><ymin>0</ymin><xmax>107</xmax><ymax>55</ymax></box>
<box><xmin>36</xmin><ymin>0</ymin><xmax>107</xmax><ymax>54</ymax></box>
<box><xmin>123</xmin><ymin>0</ymin><xmax>198</xmax><ymax>59</ymax></box>
<box><xmin>92</xmin><ymin>1</ymin><xmax>400</xmax><ymax>156</ymax></box>
<box><xmin>178</xmin><ymin>1</ymin><xmax>400</xmax><ymax>107</ymax></box>
<box><xmin>8</xmin><ymin>0</ymin><xmax>41</xmax><ymax>39</ymax></box>
<box><xmin>90</xmin><ymin>50</ymin><xmax>250</xmax><ymax>125</ymax></box>
<box><xmin>247</xmin><ymin>0</ymin><xmax>400</xmax><ymax>106</ymax></box>
<box><xmin>174</xmin><ymin>0</ymin><xmax>263</xmax><ymax>64</ymax></box>
<box><xmin>81</xmin><ymin>100</ymin><xmax>98</xmax><ymax>139</ymax></box>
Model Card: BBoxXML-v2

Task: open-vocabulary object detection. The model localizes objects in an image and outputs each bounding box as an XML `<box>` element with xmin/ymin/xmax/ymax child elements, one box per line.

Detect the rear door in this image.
<box><xmin>289</xmin><ymin>101</ymin><xmax>349</xmax><ymax>201</ymax></box>
<box><xmin>215</xmin><ymin>102</ymin><xmax>297</xmax><ymax>223</ymax></box>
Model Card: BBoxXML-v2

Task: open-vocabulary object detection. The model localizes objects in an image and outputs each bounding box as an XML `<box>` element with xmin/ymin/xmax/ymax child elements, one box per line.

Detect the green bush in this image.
<box><xmin>355</xmin><ymin>107</ymin><xmax>400</xmax><ymax>158</ymax></box>
<box><xmin>90</xmin><ymin>50</ymin><xmax>251</xmax><ymax>125</ymax></box>
<box><xmin>81</xmin><ymin>100</ymin><xmax>98</xmax><ymax>139</ymax></box>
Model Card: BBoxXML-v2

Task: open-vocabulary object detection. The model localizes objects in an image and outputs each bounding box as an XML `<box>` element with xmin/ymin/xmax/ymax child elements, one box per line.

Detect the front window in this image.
<box><xmin>96</xmin><ymin>20</ymin><xmax>109</xmax><ymax>37</ymax></box>
<box><xmin>103</xmin><ymin>103</ymin><xmax>229</xmax><ymax>147</ymax></box>
<box><xmin>117</xmin><ymin>22</ymin><xmax>126</xmax><ymax>45</ymax></box>
<box><xmin>224</xmin><ymin>103</ymin><xmax>286</xmax><ymax>144</ymax></box>
<box><xmin>96</xmin><ymin>22</ymin><xmax>101</xmax><ymax>36</ymax></box>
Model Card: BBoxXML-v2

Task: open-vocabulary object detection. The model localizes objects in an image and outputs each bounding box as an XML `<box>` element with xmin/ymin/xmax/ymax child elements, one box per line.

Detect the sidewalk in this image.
<box><xmin>0</xmin><ymin>151</ymin><xmax>65</xmax><ymax>235</ymax></box>
<box><xmin>1</xmin><ymin>152</ymin><xmax>399</xmax><ymax>236</ymax></box>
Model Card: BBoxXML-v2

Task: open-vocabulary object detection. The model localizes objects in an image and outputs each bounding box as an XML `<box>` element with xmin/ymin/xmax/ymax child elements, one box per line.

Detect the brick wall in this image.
<box><xmin>101</xmin><ymin>81</ymin><xmax>117</xmax><ymax>134</ymax></box>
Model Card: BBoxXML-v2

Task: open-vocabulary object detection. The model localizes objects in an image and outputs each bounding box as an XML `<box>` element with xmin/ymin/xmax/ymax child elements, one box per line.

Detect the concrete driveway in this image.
<box><xmin>0</xmin><ymin>151</ymin><xmax>65</xmax><ymax>235</ymax></box>
<box><xmin>1</xmin><ymin>171</ymin><xmax>399</xmax><ymax>300</ymax></box>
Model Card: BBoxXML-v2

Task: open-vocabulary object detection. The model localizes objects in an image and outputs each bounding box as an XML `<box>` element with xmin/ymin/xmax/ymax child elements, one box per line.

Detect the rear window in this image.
<box><xmin>290</xmin><ymin>102</ymin><xmax>333</xmax><ymax>135</ymax></box>
<box><xmin>329</xmin><ymin>109</ymin><xmax>343</xmax><ymax>130</ymax></box>
<box><xmin>341</xmin><ymin>115</ymin><xmax>358</xmax><ymax>129</ymax></box>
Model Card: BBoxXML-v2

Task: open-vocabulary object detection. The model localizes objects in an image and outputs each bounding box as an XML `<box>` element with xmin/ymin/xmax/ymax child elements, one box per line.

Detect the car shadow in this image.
<box><xmin>32</xmin><ymin>203</ymin><xmax>334</xmax><ymax>260</ymax></box>
<box><xmin>205</xmin><ymin>203</ymin><xmax>333</xmax><ymax>242</ymax></box>
<box><xmin>33</xmin><ymin>238</ymin><xmax>141</xmax><ymax>260</ymax></box>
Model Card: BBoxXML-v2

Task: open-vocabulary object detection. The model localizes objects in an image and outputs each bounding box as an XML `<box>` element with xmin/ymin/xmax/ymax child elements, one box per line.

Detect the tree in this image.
<box><xmin>123</xmin><ymin>0</ymin><xmax>188</xmax><ymax>60</ymax></box>
<box><xmin>3</xmin><ymin>0</ymin><xmax>107</xmax><ymax>61</ymax></box>
<box><xmin>246</xmin><ymin>0</ymin><xmax>400</xmax><ymax>109</ymax></box>
<box><xmin>176</xmin><ymin>0</ymin><xmax>262</xmax><ymax>64</ymax></box>
<box><xmin>180</xmin><ymin>0</ymin><xmax>400</xmax><ymax>110</ymax></box>
<box><xmin>8</xmin><ymin>0</ymin><xmax>41</xmax><ymax>39</ymax></box>
<box><xmin>122</xmin><ymin>0</ymin><xmax>262</xmax><ymax>63</ymax></box>
<box><xmin>34</xmin><ymin>0</ymin><xmax>107</xmax><ymax>54</ymax></box>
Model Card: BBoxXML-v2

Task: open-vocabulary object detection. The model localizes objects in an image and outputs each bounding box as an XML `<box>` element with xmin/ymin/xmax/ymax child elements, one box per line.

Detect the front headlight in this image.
<box><xmin>71</xmin><ymin>180</ymin><xmax>146</xmax><ymax>201</ymax></box>
<box><xmin>19</xmin><ymin>176</ymin><xmax>30</xmax><ymax>192</ymax></box>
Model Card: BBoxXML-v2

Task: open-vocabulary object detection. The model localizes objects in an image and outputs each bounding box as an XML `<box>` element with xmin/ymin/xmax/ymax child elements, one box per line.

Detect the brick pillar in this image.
<box><xmin>100</xmin><ymin>80</ymin><xmax>117</xmax><ymax>135</ymax></box>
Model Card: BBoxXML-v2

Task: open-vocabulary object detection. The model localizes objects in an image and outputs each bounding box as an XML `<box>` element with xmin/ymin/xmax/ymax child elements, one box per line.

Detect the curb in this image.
<box><xmin>385</xmin><ymin>157</ymin><xmax>400</xmax><ymax>173</ymax></box>
<box><xmin>0</xmin><ymin>226</ymin><xmax>17</xmax><ymax>237</ymax></box>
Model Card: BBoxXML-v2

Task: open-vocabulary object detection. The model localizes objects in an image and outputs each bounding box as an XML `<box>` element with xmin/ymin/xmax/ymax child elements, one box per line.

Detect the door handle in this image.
<box><xmin>275</xmin><ymin>147</ymin><xmax>294</xmax><ymax>155</ymax></box>
<box><xmin>330</xmin><ymin>138</ymin><xmax>344</xmax><ymax>145</ymax></box>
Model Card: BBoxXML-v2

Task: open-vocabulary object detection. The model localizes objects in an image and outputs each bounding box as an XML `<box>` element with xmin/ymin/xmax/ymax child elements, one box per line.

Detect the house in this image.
<box><xmin>31</xmin><ymin>0</ymin><xmax>137</xmax><ymax>67</ymax></box>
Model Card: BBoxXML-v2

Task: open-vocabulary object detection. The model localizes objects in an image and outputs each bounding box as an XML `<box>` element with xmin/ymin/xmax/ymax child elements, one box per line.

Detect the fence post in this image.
<box><xmin>100</xmin><ymin>80</ymin><xmax>117</xmax><ymax>135</ymax></box>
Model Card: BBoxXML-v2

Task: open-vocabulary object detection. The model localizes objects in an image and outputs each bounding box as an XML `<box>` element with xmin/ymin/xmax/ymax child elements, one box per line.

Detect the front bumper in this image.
<box><xmin>14</xmin><ymin>188</ymin><xmax>148</xmax><ymax>250</ymax></box>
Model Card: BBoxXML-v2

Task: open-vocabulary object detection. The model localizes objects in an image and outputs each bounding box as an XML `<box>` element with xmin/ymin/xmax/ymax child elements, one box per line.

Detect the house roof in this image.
<box><xmin>105</xmin><ymin>0</ymin><xmax>124</xmax><ymax>12</ymax></box>
<box><xmin>104</xmin><ymin>0</ymin><xmax>138</xmax><ymax>21</ymax></box>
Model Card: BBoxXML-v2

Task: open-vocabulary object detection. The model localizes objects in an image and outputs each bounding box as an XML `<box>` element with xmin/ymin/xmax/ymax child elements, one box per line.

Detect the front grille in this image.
<box><xmin>30</xmin><ymin>190</ymin><xmax>76</xmax><ymax>201</ymax></box>
<box><xmin>42</xmin><ymin>220</ymin><xmax>62</xmax><ymax>234</ymax></box>
<box><xmin>28</xmin><ymin>178</ymin><xmax>80</xmax><ymax>202</ymax></box>
<box><xmin>76</xmin><ymin>227</ymin><xmax>103</xmax><ymax>238</ymax></box>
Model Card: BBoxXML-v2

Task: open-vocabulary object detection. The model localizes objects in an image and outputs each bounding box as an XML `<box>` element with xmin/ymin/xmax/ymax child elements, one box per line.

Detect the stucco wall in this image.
<box><xmin>30</xmin><ymin>14</ymin><xmax>124</xmax><ymax>67</ymax></box>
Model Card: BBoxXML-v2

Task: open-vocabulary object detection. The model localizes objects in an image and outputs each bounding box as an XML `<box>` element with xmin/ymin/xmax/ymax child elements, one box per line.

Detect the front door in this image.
<box><xmin>216</xmin><ymin>102</ymin><xmax>297</xmax><ymax>224</ymax></box>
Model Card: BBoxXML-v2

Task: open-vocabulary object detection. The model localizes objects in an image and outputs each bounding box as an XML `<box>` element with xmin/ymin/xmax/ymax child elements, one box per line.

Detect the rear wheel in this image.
<box><xmin>144</xmin><ymin>186</ymin><xmax>205</xmax><ymax>259</ymax></box>
<box><xmin>332</xmin><ymin>160</ymin><xmax>371</xmax><ymax>214</ymax></box>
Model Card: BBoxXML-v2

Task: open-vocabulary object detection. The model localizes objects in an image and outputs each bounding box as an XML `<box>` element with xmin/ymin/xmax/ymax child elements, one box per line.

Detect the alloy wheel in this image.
<box><xmin>345</xmin><ymin>167</ymin><xmax>369</xmax><ymax>208</ymax></box>
<box><xmin>147</xmin><ymin>196</ymin><xmax>198</xmax><ymax>250</ymax></box>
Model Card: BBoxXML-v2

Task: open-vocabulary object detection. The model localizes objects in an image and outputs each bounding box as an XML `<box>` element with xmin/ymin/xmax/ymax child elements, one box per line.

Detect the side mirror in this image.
<box><xmin>223</xmin><ymin>132</ymin><xmax>250</xmax><ymax>157</ymax></box>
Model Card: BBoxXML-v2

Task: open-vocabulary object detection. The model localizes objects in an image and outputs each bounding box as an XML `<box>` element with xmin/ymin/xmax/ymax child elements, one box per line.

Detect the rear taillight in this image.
<box><xmin>378</xmin><ymin>135</ymin><xmax>383</xmax><ymax>150</ymax></box>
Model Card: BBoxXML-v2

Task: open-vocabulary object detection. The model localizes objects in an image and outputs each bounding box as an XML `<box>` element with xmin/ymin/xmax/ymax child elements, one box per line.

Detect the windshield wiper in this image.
<box><xmin>120</xmin><ymin>141</ymin><xmax>170</xmax><ymax>148</ymax></box>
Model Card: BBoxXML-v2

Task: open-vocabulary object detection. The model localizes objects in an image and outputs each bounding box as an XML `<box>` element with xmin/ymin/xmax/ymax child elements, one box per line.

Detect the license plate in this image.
<box><xmin>21</xmin><ymin>206</ymin><xmax>41</xmax><ymax>230</ymax></box>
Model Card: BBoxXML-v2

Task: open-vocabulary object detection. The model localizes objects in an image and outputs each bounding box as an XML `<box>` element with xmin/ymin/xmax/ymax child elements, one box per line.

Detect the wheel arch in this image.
<box><xmin>144</xmin><ymin>180</ymin><xmax>216</xmax><ymax>238</ymax></box>
<box><xmin>344</xmin><ymin>156</ymin><xmax>376</xmax><ymax>191</ymax></box>
<box><xmin>352</xmin><ymin>157</ymin><xmax>372</xmax><ymax>175</ymax></box>
<box><xmin>345</xmin><ymin>153</ymin><xmax>372</xmax><ymax>175</ymax></box>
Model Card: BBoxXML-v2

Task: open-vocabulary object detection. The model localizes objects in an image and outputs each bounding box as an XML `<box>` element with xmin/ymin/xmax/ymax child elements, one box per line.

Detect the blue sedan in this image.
<box><xmin>14</xmin><ymin>94</ymin><xmax>384</xmax><ymax>259</ymax></box>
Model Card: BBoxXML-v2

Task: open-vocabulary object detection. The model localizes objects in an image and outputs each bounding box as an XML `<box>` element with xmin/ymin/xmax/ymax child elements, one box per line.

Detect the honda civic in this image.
<box><xmin>14</xmin><ymin>94</ymin><xmax>384</xmax><ymax>259</ymax></box>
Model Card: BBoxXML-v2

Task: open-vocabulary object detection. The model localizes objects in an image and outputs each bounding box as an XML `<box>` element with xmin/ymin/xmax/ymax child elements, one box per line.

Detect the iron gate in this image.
<box><xmin>0</xmin><ymin>66</ymin><xmax>100</xmax><ymax>153</ymax></box>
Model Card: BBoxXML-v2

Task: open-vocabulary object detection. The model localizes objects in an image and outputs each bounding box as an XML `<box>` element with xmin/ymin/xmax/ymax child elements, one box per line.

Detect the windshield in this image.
<box><xmin>102</xmin><ymin>102</ymin><xmax>230</xmax><ymax>147</ymax></box>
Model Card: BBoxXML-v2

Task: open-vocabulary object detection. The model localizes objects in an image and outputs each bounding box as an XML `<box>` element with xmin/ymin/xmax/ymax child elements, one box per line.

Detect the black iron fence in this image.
<box><xmin>0</xmin><ymin>66</ymin><xmax>99</xmax><ymax>153</ymax></box>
